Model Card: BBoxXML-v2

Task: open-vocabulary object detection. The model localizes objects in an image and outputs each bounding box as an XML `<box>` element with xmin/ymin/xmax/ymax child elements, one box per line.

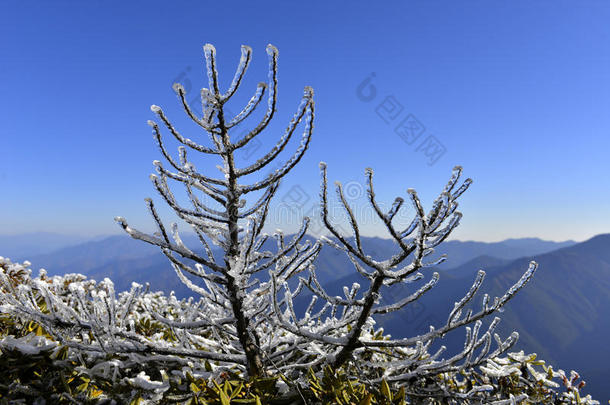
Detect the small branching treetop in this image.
<box><xmin>0</xmin><ymin>44</ymin><xmax>599</xmax><ymax>404</ymax></box>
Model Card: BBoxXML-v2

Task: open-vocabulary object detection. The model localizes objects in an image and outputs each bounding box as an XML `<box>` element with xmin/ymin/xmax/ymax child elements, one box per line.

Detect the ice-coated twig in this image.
<box><xmin>149</xmin><ymin>107</ymin><xmax>220</xmax><ymax>155</ymax></box>
<box><xmin>227</xmin><ymin>82</ymin><xmax>266</xmax><ymax>128</ymax></box>
<box><xmin>237</xmin><ymin>86</ymin><xmax>314</xmax><ymax>177</ymax></box>
<box><xmin>222</xmin><ymin>45</ymin><xmax>252</xmax><ymax>101</ymax></box>
<box><xmin>240</xmin><ymin>101</ymin><xmax>314</xmax><ymax>194</ymax></box>
<box><xmin>114</xmin><ymin>216</ymin><xmax>224</xmax><ymax>273</ymax></box>
<box><xmin>232</xmin><ymin>44</ymin><xmax>278</xmax><ymax>150</ymax></box>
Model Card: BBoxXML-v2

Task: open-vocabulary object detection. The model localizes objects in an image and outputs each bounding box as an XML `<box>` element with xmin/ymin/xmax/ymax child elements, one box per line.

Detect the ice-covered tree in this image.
<box><xmin>0</xmin><ymin>44</ymin><xmax>599</xmax><ymax>404</ymax></box>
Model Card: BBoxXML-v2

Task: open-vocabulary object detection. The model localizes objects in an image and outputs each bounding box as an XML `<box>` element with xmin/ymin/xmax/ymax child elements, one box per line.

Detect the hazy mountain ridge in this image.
<box><xmin>430</xmin><ymin>238</ymin><xmax>576</xmax><ymax>267</ymax></box>
<box><xmin>0</xmin><ymin>233</ymin><xmax>103</xmax><ymax>259</ymax></box>
<box><xmin>484</xmin><ymin>234</ymin><xmax>610</xmax><ymax>400</ymax></box>
<box><xmin>6</xmin><ymin>234</ymin><xmax>576</xmax><ymax>294</ymax></box>
<box><xmin>14</xmin><ymin>234</ymin><xmax>201</xmax><ymax>278</ymax></box>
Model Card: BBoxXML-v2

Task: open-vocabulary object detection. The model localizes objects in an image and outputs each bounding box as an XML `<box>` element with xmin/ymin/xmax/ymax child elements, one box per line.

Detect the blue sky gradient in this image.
<box><xmin>1</xmin><ymin>1</ymin><xmax>609</xmax><ymax>242</ymax></box>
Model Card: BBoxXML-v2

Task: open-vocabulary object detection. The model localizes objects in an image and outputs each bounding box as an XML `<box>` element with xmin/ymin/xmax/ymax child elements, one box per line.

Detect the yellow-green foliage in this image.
<box><xmin>0</xmin><ymin>313</ymin><xmax>425</xmax><ymax>405</ymax></box>
<box><xmin>0</xmin><ymin>318</ymin><xmax>600</xmax><ymax>404</ymax></box>
<box><xmin>306</xmin><ymin>366</ymin><xmax>406</xmax><ymax>405</ymax></box>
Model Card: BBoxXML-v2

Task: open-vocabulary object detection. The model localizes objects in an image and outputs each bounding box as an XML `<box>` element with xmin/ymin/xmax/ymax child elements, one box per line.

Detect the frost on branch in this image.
<box><xmin>0</xmin><ymin>257</ymin><xmax>599</xmax><ymax>403</ymax></box>
<box><xmin>0</xmin><ymin>44</ymin><xmax>599</xmax><ymax>404</ymax></box>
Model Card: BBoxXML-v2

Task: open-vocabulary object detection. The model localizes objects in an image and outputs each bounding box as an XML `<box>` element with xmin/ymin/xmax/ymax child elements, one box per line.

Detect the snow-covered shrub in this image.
<box><xmin>0</xmin><ymin>44</ymin><xmax>599</xmax><ymax>404</ymax></box>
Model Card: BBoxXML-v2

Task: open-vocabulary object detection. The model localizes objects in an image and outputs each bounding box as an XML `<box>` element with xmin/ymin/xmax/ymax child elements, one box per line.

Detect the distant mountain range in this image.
<box><xmin>0</xmin><ymin>232</ymin><xmax>106</xmax><ymax>259</ymax></box>
<box><xmin>8</xmin><ymin>234</ymin><xmax>575</xmax><ymax>289</ymax></box>
<box><xmin>1</xmin><ymin>233</ymin><xmax>607</xmax><ymax>399</ymax></box>
<box><xmin>483</xmin><ymin>235</ymin><xmax>610</xmax><ymax>400</ymax></box>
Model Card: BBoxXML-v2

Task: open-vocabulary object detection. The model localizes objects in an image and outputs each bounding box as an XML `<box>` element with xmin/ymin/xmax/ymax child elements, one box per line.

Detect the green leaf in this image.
<box><xmin>230</xmin><ymin>382</ymin><xmax>244</xmax><ymax>399</ymax></box>
<box><xmin>220</xmin><ymin>389</ymin><xmax>231</xmax><ymax>405</ymax></box>
<box><xmin>129</xmin><ymin>396</ymin><xmax>142</xmax><ymax>405</ymax></box>
<box><xmin>381</xmin><ymin>379</ymin><xmax>392</xmax><ymax>401</ymax></box>
<box><xmin>394</xmin><ymin>386</ymin><xmax>405</xmax><ymax>404</ymax></box>
<box><xmin>358</xmin><ymin>393</ymin><xmax>372</xmax><ymax>405</ymax></box>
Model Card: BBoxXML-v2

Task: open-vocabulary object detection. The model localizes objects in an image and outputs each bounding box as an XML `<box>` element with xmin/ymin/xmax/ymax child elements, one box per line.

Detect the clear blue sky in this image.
<box><xmin>1</xmin><ymin>1</ymin><xmax>609</xmax><ymax>242</ymax></box>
